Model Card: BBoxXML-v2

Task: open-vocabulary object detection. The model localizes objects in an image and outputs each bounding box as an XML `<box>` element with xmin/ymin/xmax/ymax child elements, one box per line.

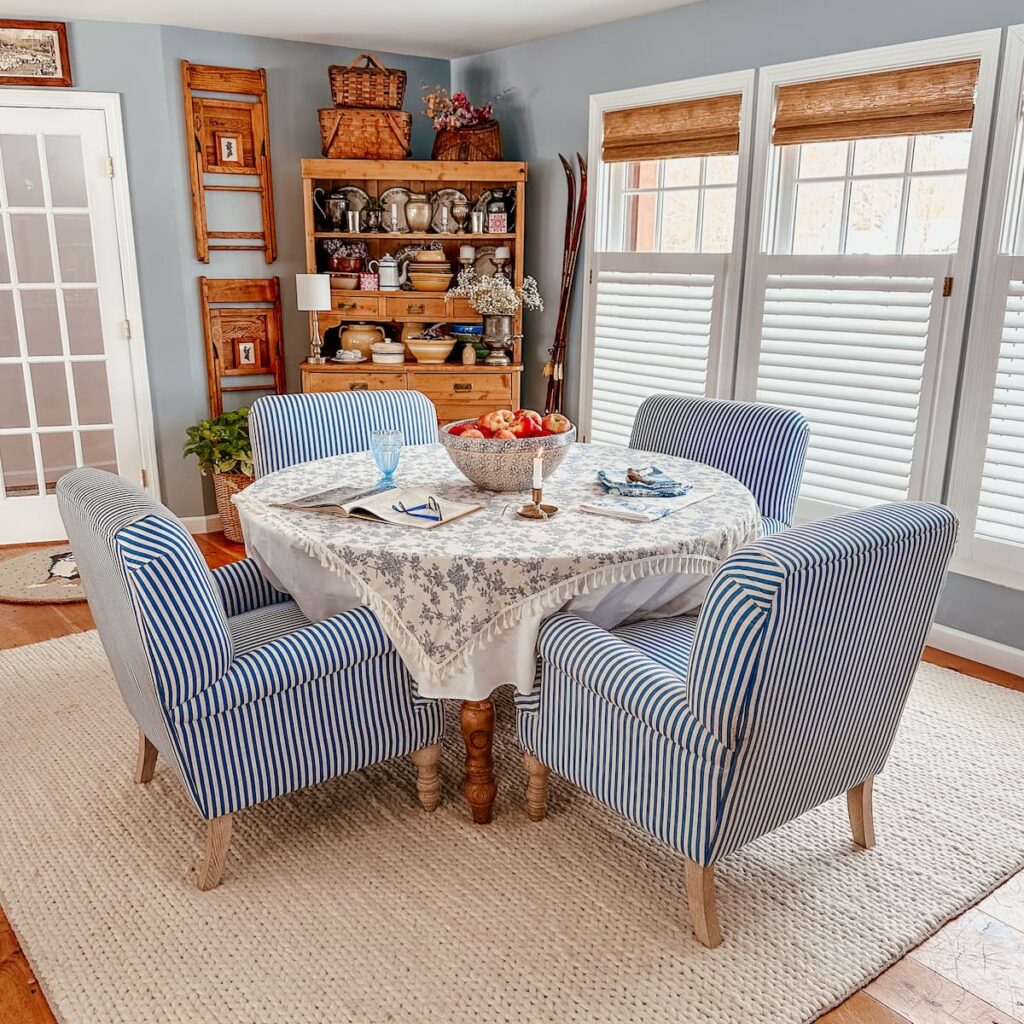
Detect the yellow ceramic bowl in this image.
<box><xmin>409</xmin><ymin>273</ymin><xmax>453</xmax><ymax>293</ymax></box>
<box><xmin>412</xmin><ymin>249</ymin><xmax>448</xmax><ymax>263</ymax></box>
<box><xmin>406</xmin><ymin>337</ymin><xmax>456</xmax><ymax>363</ymax></box>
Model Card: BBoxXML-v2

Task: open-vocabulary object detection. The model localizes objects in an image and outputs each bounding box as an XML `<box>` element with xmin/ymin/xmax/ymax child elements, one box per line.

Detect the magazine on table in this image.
<box><xmin>578</xmin><ymin>490</ymin><xmax>714</xmax><ymax>523</ymax></box>
<box><xmin>274</xmin><ymin>484</ymin><xmax>481</xmax><ymax>530</ymax></box>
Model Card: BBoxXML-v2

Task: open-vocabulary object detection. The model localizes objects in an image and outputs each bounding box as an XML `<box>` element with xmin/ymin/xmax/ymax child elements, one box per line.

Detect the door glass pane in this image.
<box><xmin>0</xmin><ymin>364</ymin><xmax>29</xmax><ymax>427</ymax></box>
<box><xmin>0</xmin><ymin>135</ymin><xmax>43</xmax><ymax>207</ymax></box>
<box><xmin>847</xmin><ymin>178</ymin><xmax>903</xmax><ymax>254</ymax></box>
<box><xmin>792</xmin><ymin>181</ymin><xmax>844</xmax><ymax>254</ymax></box>
<box><xmin>54</xmin><ymin>214</ymin><xmax>96</xmax><ymax>282</ymax></box>
<box><xmin>71</xmin><ymin>361</ymin><xmax>112</xmax><ymax>424</ymax></box>
<box><xmin>0</xmin><ymin>433</ymin><xmax>37</xmax><ymax>497</ymax></box>
<box><xmin>904</xmin><ymin>174</ymin><xmax>966</xmax><ymax>254</ymax></box>
<box><xmin>81</xmin><ymin>429</ymin><xmax>117</xmax><ymax>474</ymax></box>
<box><xmin>44</xmin><ymin>135</ymin><xmax>88</xmax><ymax>207</ymax></box>
<box><xmin>10</xmin><ymin>214</ymin><xmax>53</xmax><ymax>283</ymax></box>
<box><xmin>0</xmin><ymin>290</ymin><xmax>17</xmax><ymax>356</ymax></box>
<box><xmin>0</xmin><ymin>229</ymin><xmax>9</xmax><ymax>283</ymax></box>
<box><xmin>30</xmin><ymin>362</ymin><xmax>71</xmax><ymax>427</ymax></box>
<box><xmin>853</xmin><ymin>136</ymin><xmax>908</xmax><ymax>176</ymax></box>
<box><xmin>21</xmin><ymin>289</ymin><xmax>62</xmax><ymax>356</ymax></box>
<box><xmin>64</xmin><ymin>288</ymin><xmax>104</xmax><ymax>355</ymax></box>
<box><xmin>661</xmin><ymin>191</ymin><xmax>699</xmax><ymax>252</ymax></box>
<box><xmin>39</xmin><ymin>431</ymin><xmax>76</xmax><ymax>493</ymax></box>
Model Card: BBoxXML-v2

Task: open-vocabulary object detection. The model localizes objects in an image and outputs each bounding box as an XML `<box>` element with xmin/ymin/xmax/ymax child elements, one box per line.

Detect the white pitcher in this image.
<box><xmin>369</xmin><ymin>254</ymin><xmax>408</xmax><ymax>291</ymax></box>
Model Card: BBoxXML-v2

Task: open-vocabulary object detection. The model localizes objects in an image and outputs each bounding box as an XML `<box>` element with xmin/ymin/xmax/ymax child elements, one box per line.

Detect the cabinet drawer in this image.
<box><xmin>435</xmin><ymin>402</ymin><xmax>499</xmax><ymax>425</ymax></box>
<box><xmin>449</xmin><ymin>299</ymin><xmax>480</xmax><ymax>321</ymax></box>
<box><xmin>303</xmin><ymin>370</ymin><xmax>406</xmax><ymax>393</ymax></box>
<box><xmin>408</xmin><ymin>371</ymin><xmax>513</xmax><ymax>406</ymax></box>
<box><xmin>331</xmin><ymin>293</ymin><xmax>382</xmax><ymax>317</ymax></box>
<box><xmin>385</xmin><ymin>295</ymin><xmax>447</xmax><ymax>320</ymax></box>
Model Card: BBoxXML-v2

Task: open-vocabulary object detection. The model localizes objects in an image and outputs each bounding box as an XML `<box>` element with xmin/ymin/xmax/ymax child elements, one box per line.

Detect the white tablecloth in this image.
<box><xmin>234</xmin><ymin>442</ymin><xmax>760</xmax><ymax>700</ymax></box>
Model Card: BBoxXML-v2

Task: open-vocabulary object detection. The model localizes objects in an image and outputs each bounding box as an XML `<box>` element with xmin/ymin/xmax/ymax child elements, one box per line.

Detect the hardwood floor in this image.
<box><xmin>1</xmin><ymin>533</ymin><xmax>1021</xmax><ymax>1024</ymax></box>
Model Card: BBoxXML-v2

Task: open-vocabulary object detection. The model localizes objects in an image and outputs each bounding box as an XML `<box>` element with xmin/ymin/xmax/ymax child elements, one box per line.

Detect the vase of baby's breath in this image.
<box><xmin>447</xmin><ymin>271</ymin><xmax>543</xmax><ymax>366</ymax></box>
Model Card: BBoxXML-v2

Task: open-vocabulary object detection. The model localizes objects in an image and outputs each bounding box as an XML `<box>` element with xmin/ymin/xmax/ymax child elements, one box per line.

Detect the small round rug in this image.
<box><xmin>0</xmin><ymin>546</ymin><xmax>86</xmax><ymax>604</ymax></box>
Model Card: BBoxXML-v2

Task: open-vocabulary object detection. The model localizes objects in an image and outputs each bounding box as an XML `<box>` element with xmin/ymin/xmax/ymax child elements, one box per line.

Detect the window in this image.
<box><xmin>737</xmin><ymin>37</ymin><xmax>997</xmax><ymax>521</ymax></box>
<box><xmin>948</xmin><ymin>26</ymin><xmax>1024</xmax><ymax>584</ymax></box>
<box><xmin>580</xmin><ymin>72</ymin><xmax>753</xmax><ymax>445</ymax></box>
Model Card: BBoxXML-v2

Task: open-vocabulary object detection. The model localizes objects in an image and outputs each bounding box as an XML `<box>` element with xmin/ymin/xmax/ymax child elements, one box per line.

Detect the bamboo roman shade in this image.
<box><xmin>772</xmin><ymin>59</ymin><xmax>980</xmax><ymax>146</ymax></box>
<box><xmin>602</xmin><ymin>93</ymin><xmax>742</xmax><ymax>163</ymax></box>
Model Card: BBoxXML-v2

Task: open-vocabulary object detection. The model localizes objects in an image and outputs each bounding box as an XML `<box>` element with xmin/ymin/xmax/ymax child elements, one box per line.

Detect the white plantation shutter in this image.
<box><xmin>744</xmin><ymin>255</ymin><xmax>949</xmax><ymax>516</ymax></box>
<box><xmin>975</xmin><ymin>266</ymin><xmax>1024</xmax><ymax>546</ymax></box>
<box><xmin>587</xmin><ymin>254</ymin><xmax>725</xmax><ymax>445</ymax></box>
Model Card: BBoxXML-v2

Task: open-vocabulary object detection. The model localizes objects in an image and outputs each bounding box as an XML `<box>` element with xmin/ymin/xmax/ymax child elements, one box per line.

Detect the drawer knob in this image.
<box><xmin>453</xmin><ymin>382</ymin><xmax>473</xmax><ymax>393</ymax></box>
<box><xmin>337</xmin><ymin>302</ymin><xmax>356</xmax><ymax>311</ymax></box>
<box><xmin>408</xmin><ymin>303</ymin><xmax>425</xmax><ymax>313</ymax></box>
<box><xmin>348</xmin><ymin>382</ymin><xmax>369</xmax><ymax>391</ymax></box>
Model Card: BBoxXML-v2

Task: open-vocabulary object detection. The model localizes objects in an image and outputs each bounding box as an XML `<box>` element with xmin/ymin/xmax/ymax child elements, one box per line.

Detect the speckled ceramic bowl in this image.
<box><xmin>439</xmin><ymin>419</ymin><xmax>577</xmax><ymax>492</ymax></box>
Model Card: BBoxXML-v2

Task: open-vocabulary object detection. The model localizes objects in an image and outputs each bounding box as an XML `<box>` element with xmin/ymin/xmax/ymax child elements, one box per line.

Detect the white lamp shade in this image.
<box><xmin>295</xmin><ymin>273</ymin><xmax>331</xmax><ymax>311</ymax></box>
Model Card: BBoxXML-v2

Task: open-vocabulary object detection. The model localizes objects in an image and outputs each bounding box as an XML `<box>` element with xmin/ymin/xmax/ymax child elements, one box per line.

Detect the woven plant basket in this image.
<box><xmin>431</xmin><ymin>120</ymin><xmax>502</xmax><ymax>161</ymax></box>
<box><xmin>319</xmin><ymin>107</ymin><xmax>411</xmax><ymax>160</ymax></box>
<box><xmin>329</xmin><ymin>53</ymin><xmax>406</xmax><ymax>109</ymax></box>
<box><xmin>213</xmin><ymin>472</ymin><xmax>252</xmax><ymax>544</ymax></box>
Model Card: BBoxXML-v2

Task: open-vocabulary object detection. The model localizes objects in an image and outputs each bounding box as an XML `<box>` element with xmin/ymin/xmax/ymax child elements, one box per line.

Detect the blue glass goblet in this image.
<box><xmin>370</xmin><ymin>428</ymin><xmax>404</xmax><ymax>487</ymax></box>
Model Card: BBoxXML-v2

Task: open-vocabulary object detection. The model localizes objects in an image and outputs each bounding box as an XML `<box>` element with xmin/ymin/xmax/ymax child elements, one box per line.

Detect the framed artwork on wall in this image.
<box><xmin>215</xmin><ymin>131</ymin><xmax>242</xmax><ymax>165</ymax></box>
<box><xmin>0</xmin><ymin>20</ymin><xmax>72</xmax><ymax>88</ymax></box>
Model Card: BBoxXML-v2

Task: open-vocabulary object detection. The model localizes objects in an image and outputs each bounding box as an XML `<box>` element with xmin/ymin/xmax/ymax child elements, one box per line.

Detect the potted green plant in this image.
<box><xmin>183</xmin><ymin>407</ymin><xmax>253</xmax><ymax>543</ymax></box>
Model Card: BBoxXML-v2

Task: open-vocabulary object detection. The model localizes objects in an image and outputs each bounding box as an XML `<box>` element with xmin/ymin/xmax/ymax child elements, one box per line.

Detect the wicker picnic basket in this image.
<box><xmin>318</xmin><ymin>107</ymin><xmax>411</xmax><ymax>159</ymax></box>
<box><xmin>431</xmin><ymin>120</ymin><xmax>503</xmax><ymax>161</ymax></box>
<box><xmin>329</xmin><ymin>53</ymin><xmax>406</xmax><ymax>109</ymax></box>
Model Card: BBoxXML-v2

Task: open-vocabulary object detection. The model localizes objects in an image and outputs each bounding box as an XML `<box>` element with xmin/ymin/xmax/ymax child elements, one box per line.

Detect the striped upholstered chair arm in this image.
<box><xmin>538</xmin><ymin>613</ymin><xmax>712</xmax><ymax>752</ymax></box>
<box><xmin>211</xmin><ymin>558</ymin><xmax>290</xmax><ymax>617</ymax></box>
<box><xmin>249</xmin><ymin>390</ymin><xmax>439</xmax><ymax>478</ymax></box>
<box><xmin>629</xmin><ymin>395</ymin><xmax>809</xmax><ymax>527</ymax></box>
<box><xmin>174</xmin><ymin>606</ymin><xmax>394</xmax><ymax>722</ymax></box>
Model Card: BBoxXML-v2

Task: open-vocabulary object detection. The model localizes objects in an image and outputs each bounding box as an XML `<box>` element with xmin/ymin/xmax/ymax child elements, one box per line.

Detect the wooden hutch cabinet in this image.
<box><xmin>300</xmin><ymin>159</ymin><xmax>527</xmax><ymax>423</ymax></box>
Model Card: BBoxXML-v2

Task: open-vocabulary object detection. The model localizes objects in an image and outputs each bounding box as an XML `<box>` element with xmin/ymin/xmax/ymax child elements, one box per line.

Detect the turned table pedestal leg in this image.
<box><xmin>461</xmin><ymin>699</ymin><xmax>497</xmax><ymax>824</ymax></box>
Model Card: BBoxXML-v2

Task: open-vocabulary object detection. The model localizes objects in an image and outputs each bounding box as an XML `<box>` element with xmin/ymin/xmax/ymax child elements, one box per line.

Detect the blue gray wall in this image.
<box><xmin>60</xmin><ymin>19</ymin><xmax>448</xmax><ymax>519</ymax></box>
<box><xmin>452</xmin><ymin>0</ymin><xmax>1024</xmax><ymax>648</ymax></box>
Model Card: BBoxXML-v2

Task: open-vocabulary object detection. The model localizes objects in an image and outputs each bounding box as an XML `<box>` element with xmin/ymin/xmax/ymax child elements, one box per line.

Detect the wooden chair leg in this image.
<box><xmin>523</xmin><ymin>753</ymin><xmax>550</xmax><ymax>821</ymax></box>
<box><xmin>685</xmin><ymin>859</ymin><xmax>722</xmax><ymax>948</ymax></box>
<box><xmin>196</xmin><ymin>815</ymin><xmax>233</xmax><ymax>891</ymax></box>
<box><xmin>133</xmin><ymin>729</ymin><xmax>157</xmax><ymax>784</ymax></box>
<box><xmin>848</xmin><ymin>777</ymin><xmax>876</xmax><ymax>849</ymax></box>
<box><xmin>410</xmin><ymin>742</ymin><xmax>442</xmax><ymax>812</ymax></box>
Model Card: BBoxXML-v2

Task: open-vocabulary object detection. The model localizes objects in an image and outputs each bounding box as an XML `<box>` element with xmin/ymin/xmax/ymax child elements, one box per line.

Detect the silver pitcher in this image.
<box><xmin>313</xmin><ymin>188</ymin><xmax>349</xmax><ymax>230</ymax></box>
<box><xmin>481</xmin><ymin>314</ymin><xmax>521</xmax><ymax>366</ymax></box>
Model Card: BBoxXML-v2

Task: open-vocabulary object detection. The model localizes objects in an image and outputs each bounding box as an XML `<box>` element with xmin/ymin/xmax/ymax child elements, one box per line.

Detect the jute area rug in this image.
<box><xmin>1</xmin><ymin>632</ymin><xmax>1022</xmax><ymax>1024</ymax></box>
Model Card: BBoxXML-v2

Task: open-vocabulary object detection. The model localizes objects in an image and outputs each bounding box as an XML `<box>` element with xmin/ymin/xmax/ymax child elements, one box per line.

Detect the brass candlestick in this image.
<box><xmin>517</xmin><ymin>486</ymin><xmax>558</xmax><ymax>521</ymax></box>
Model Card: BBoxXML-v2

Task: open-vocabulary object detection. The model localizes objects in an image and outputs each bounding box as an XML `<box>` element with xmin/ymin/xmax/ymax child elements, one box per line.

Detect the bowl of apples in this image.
<box><xmin>439</xmin><ymin>408</ymin><xmax>576</xmax><ymax>492</ymax></box>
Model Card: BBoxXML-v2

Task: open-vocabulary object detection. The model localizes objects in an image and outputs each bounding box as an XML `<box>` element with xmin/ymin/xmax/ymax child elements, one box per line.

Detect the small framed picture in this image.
<box><xmin>235</xmin><ymin>340</ymin><xmax>257</xmax><ymax>366</ymax></box>
<box><xmin>0</xmin><ymin>20</ymin><xmax>72</xmax><ymax>88</ymax></box>
<box><xmin>215</xmin><ymin>132</ymin><xmax>242</xmax><ymax>165</ymax></box>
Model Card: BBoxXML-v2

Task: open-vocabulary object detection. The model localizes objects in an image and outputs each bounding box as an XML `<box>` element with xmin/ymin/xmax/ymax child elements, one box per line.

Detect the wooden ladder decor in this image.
<box><xmin>199</xmin><ymin>277</ymin><xmax>286</xmax><ymax>417</ymax></box>
<box><xmin>182</xmin><ymin>61</ymin><xmax>278</xmax><ymax>263</ymax></box>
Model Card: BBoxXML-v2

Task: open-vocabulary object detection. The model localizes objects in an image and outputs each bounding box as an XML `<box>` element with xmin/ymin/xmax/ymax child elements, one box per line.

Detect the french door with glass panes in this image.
<box><xmin>0</xmin><ymin>100</ymin><xmax>151</xmax><ymax>543</ymax></box>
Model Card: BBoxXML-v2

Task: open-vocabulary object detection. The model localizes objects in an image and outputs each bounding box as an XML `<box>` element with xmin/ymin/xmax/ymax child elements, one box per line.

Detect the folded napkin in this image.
<box><xmin>597</xmin><ymin>465</ymin><xmax>690</xmax><ymax>498</ymax></box>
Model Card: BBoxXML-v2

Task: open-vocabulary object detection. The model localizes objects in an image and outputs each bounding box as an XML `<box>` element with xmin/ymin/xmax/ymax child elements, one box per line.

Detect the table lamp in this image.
<box><xmin>296</xmin><ymin>273</ymin><xmax>331</xmax><ymax>364</ymax></box>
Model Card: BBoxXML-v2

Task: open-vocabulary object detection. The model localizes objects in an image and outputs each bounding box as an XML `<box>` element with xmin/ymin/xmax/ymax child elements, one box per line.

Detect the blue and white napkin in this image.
<box><xmin>597</xmin><ymin>466</ymin><xmax>690</xmax><ymax>498</ymax></box>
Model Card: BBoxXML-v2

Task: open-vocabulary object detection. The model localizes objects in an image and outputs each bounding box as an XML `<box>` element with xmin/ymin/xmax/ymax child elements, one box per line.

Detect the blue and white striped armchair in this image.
<box><xmin>630</xmin><ymin>395</ymin><xmax>809</xmax><ymax>535</ymax></box>
<box><xmin>57</xmin><ymin>468</ymin><xmax>444</xmax><ymax>889</ymax></box>
<box><xmin>517</xmin><ymin>502</ymin><xmax>956</xmax><ymax>946</ymax></box>
<box><xmin>249</xmin><ymin>389</ymin><xmax>438</xmax><ymax>478</ymax></box>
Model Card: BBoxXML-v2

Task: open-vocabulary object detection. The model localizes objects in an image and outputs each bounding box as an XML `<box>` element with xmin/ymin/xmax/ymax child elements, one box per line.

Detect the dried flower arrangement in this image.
<box><xmin>447</xmin><ymin>270</ymin><xmax>543</xmax><ymax>316</ymax></box>
<box><xmin>422</xmin><ymin>85</ymin><xmax>508</xmax><ymax>130</ymax></box>
<box><xmin>321</xmin><ymin>239</ymin><xmax>368</xmax><ymax>259</ymax></box>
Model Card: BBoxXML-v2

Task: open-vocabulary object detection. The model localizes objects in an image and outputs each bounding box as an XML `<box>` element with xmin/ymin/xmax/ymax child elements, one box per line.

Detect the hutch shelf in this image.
<box><xmin>300</xmin><ymin>159</ymin><xmax>528</xmax><ymax>421</ymax></box>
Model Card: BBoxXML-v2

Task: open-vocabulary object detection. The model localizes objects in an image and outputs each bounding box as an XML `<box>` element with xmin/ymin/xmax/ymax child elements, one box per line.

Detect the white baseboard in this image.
<box><xmin>180</xmin><ymin>514</ymin><xmax>222</xmax><ymax>535</ymax></box>
<box><xmin>927</xmin><ymin>624</ymin><xmax>1024</xmax><ymax>676</ymax></box>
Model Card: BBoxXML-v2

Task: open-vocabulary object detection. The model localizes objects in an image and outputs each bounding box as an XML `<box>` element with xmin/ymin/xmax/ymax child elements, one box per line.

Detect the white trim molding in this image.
<box><xmin>181</xmin><ymin>514</ymin><xmax>223</xmax><ymax>535</ymax></box>
<box><xmin>0</xmin><ymin>89</ymin><xmax>160</xmax><ymax>503</ymax></box>
<box><xmin>928</xmin><ymin>624</ymin><xmax>1024</xmax><ymax>677</ymax></box>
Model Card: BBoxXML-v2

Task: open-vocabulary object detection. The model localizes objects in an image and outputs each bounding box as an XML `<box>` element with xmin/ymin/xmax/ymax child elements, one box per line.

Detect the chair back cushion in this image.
<box><xmin>630</xmin><ymin>395</ymin><xmax>809</xmax><ymax>525</ymax></box>
<box><xmin>687</xmin><ymin>502</ymin><xmax>956</xmax><ymax>860</ymax></box>
<box><xmin>249</xmin><ymin>390</ymin><xmax>438</xmax><ymax>478</ymax></box>
<box><xmin>56</xmin><ymin>470</ymin><xmax>231</xmax><ymax>760</ymax></box>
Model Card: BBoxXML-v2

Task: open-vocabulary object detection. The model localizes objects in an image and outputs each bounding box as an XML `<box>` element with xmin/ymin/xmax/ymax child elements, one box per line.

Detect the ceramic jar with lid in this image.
<box><xmin>340</xmin><ymin>322</ymin><xmax>386</xmax><ymax>359</ymax></box>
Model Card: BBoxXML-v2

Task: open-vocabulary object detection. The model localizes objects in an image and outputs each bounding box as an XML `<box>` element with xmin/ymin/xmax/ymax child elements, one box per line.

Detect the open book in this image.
<box><xmin>274</xmin><ymin>484</ymin><xmax>481</xmax><ymax>530</ymax></box>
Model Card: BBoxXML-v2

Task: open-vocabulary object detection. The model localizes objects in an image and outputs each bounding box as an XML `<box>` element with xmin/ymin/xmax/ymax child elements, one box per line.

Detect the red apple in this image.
<box><xmin>449</xmin><ymin>422</ymin><xmax>473</xmax><ymax>436</ymax></box>
<box><xmin>541</xmin><ymin>413</ymin><xmax>572</xmax><ymax>434</ymax></box>
<box><xmin>493</xmin><ymin>428</ymin><xmax>517</xmax><ymax>439</ymax></box>
<box><xmin>460</xmin><ymin>426</ymin><xmax>485</xmax><ymax>439</ymax></box>
<box><xmin>515</xmin><ymin>408</ymin><xmax>543</xmax><ymax>426</ymax></box>
<box><xmin>509</xmin><ymin>414</ymin><xmax>541</xmax><ymax>438</ymax></box>
<box><xmin>480</xmin><ymin>409</ymin><xmax>516</xmax><ymax>433</ymax></box>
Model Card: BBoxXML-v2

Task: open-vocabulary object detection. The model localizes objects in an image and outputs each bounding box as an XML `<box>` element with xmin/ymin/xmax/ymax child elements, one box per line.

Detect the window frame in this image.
<box><xmin>946</xmin><ymin>24</ymin><xmax>1024</xmax><ymax>589</ymax></box>
<box><xmin>578</xmin><ymin>69</ymin><xmax>755</xmax><ymax>443</ymax></box>
<box><xmin>736</xmin><ymin>30</ymin><xmax>1001</xmax><ymax>516</ymax></box>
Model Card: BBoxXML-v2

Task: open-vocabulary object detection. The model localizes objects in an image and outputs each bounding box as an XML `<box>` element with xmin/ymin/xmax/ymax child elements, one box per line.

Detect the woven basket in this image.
<box><xmin>431</xmin><ymin>120</ymin><xmax>502</xmax><ymax>162</ymax></box>
<box><xmin>329</xmin><ymin>54</ymin><xmax>406</xmax><ymax>109</ymax></box>
<box><xmin>318</xmin><ymin>107</ymin><xmax>411</xmax><ymax>160</ymax></box>
<box><xmin>213</xmin><ymin>472</ymin><xmax>252</xmax><ymax>544</ymax></box>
